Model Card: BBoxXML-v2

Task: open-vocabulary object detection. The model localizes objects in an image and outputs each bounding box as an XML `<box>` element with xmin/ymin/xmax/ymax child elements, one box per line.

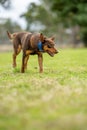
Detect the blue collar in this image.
<box><xmin>37</xmin><ymin>41</ymin><xmax>43</xmax><ymax>51</ymax></box>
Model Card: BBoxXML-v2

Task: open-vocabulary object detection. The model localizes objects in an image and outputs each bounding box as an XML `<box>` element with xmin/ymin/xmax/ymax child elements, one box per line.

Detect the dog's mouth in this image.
<box><xmin>47</xmin><ymin>51</ymin><xmax>55</xmax><ymax>57</ymax></box>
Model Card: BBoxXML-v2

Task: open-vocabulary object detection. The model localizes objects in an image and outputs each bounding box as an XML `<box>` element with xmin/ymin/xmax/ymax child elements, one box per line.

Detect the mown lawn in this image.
<box><xmin>0</xmin><ymin>49</ymin><xmax>87</xmax><ymax>130</ymax></box>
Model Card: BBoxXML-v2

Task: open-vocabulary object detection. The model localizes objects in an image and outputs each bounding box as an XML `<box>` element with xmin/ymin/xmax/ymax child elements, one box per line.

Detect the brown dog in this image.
<box><xmin>7</xmin><ymin>31</ymin><xmax>58</xmax><ymax>73</ymax></box>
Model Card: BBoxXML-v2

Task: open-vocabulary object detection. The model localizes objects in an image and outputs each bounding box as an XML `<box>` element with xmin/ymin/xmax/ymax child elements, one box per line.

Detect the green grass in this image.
<box><xmin>0</xmin><ymin>49</ymin><xmax>87</xmax><ymax>130</ymax></box>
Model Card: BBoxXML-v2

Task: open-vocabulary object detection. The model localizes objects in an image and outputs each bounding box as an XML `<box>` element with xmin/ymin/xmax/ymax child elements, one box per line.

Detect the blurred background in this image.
<box><xmin>0</xmin><ymin>0</ymin><xmax>87</xmax><ymax>51</ymax></box>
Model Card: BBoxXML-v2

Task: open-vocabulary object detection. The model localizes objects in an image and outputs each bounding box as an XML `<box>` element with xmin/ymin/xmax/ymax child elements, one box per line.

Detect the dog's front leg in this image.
<box><xmin>38</xmin><ymin>53</ymin><xmax>43</xmax><ymax>73</ymax></box>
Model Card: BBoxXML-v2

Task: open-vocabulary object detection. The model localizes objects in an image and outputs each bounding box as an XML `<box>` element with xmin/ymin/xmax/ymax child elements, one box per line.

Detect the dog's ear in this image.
<box><xmin>44</xmin><ymin>36</ymin><xmax>47</xmax><ymax>40</ymax></box>
<box><xmin>50</xmin><ymin>36</ymin><xmax>55</xmax><ymax>41</ymax></box>
<box><xmin>40</xmin><ymin>33</ymin><xmax>45</xmax><ymax>42</ymax></box>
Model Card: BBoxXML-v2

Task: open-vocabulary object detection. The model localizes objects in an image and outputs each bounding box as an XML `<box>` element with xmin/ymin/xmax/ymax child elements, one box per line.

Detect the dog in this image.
<box><xmin>7</xmin><ymin>31</ymin><xmax>58</xmax><ymax>73</ymax></box>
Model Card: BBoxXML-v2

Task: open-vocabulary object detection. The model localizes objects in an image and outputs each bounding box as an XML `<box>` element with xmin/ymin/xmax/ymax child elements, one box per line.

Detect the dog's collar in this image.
<box><xmin>37</xmin><ymin>41</ymin><xmax>43</xmax><ymax>51</ymax></box>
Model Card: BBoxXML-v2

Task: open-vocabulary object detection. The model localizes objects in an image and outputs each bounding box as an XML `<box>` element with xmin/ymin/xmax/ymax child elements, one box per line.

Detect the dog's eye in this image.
<box><xmin>48</xmin><ymin>45</ymin><xmax>52</xmax><ymax>48</ymax></box>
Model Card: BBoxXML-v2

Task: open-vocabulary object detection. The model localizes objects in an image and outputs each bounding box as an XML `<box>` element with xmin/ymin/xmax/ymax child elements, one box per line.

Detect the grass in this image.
<box><xmin>0</xmin><ymin>49</ymin><xmax>87</xmax><ymax>130</ymax></box>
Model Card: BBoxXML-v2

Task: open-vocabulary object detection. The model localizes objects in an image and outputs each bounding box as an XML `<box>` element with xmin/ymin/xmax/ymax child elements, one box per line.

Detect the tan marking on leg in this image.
<box><xmin>21</xmin><ymin>54</ymin><xmax>30</xmax><ymax>73</ymax></box>
<box><xmin>13</xmin><ymin>53</ymin><xmax>17</xmax><ymax>68</ymax></box>
<box><xmin>26</xmin><ymin>50</ymin><xmax>33</xmax><ymax>55</ymax></box>
<box><xmin>13</xmin><ymin>45</ymin><xmax>22</xmax><ymax>68</ymax></box>
<box><xmin>17</xmin><ymin>45</ymin><xmax>22</xmax><ymax>54</ymax></box>
<box><xmin>24</xmin><ymin>55</ymin><xmax>29</xmax><ymax>70</ymax></box>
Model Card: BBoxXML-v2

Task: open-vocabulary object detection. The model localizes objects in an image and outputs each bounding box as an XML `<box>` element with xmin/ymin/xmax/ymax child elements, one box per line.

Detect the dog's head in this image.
<box><xmin>40</xmin><ymin>33</ymin><xmax>58</xmax><ymax>57</ymax></box>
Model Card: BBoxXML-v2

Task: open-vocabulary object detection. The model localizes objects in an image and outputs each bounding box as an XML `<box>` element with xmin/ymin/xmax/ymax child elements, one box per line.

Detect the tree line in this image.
<box><xmin>0</xmin><ymin>0</ymin><xmax>87</xmax><ymax>47</ymax></box>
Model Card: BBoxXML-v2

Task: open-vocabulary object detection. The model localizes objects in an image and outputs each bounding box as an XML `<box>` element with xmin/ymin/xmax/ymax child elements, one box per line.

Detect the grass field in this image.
<box><xmin>0</xmin><ymin>49</ymin><xmax>87</xmax><ymax>130</ymax></box>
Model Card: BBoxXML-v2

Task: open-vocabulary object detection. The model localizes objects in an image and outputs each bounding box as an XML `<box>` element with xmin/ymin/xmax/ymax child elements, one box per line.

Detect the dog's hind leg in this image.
<box><xmin>13</xmin><ymin>45</ymin><xmax>21</xmax><ymax>68</ymax></box>
<box><xmin>21</xmin><ymin>53</ymin><xmax>27</xmax><ymax>73</ymax></box>
<box><xmin>21</xmin><ymin>50</ymin><xmax>33</xmax><ymax>73</ymax></box>
<box><xmin>13</xmin><ymin>51</ymin><xmax>17</xmax><ymax>68</ymax></box>
<box><xmin>25</xmin><ymin>55</ymin><xmax>29</xmax><ymax>70</ymax></box>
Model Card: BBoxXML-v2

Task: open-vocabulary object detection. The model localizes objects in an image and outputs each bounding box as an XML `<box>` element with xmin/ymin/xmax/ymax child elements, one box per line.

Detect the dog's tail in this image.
<box><xmin>7</xmin><ymin>31</ymin><xmax>13</xmax><ymax>39</ymax></box>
